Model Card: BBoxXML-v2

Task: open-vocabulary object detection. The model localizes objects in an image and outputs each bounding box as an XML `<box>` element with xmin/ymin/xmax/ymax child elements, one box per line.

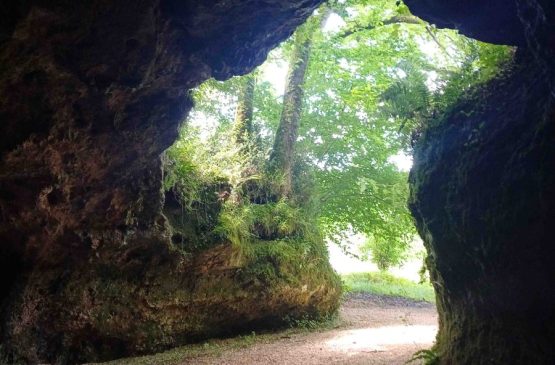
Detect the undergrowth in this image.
<box><xmin>283</xmin><ymin>312</ymin><xmax>339</xmax><ymax>332</ymax></box>
<box><xmin>163</xmin><ymin>123</ymin><xmax>323</xmax><ymax>254</ymax></box>
<box><xmin>406</xmin><ymin>348</ymin><xmax>440</xmax><ymax>365</ymax></box>
<box><xmin>342</xmin><ymin>271</ymin><xmax>435</xmax><ymax>303</ymax></box>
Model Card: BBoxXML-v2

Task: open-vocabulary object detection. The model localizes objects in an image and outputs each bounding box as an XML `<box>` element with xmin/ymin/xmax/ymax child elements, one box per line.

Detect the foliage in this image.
<box><xmin>342</xmin><ymin>271</ymin><xmax>435</xmax><ymax>302</ymax></box>
<box><xmin>360</xmin><ymin>233</ymin><xmax>410</xmax><ymax>271</ymax></box>
<box><xmin>213</xmin><ymin>197</ymin><xmax>321</xmax><ymax>246</ymax></box>
<box><xmin>250</xmin><ymin>199</ymin><xmax>318</xmax><ymax>240</ymax></box>
<box><xmin>298</xmin><ymin>0</ymin><xmax>512</xmax><ymax>260</ymax></box>
<box><xmin>283</xmin><ymin>312</ymin><xmax>339</xmax><ymax>331</ymax></box>
<box><xmin>164</xmin><ymin>0</ymin><xmax>513</xmax><ymax>269</ymax></box>
<box><xmin>214</xmin><ymin>201</ymin><xmax>254</xmax><ymax>248</ymax></box>
<box><xmin>163</xmin><ymin>132</ymin><xmax>206</xmax><ymax>211</ymax></box>
<box><xmin>406</xmin><ymin>349</ymin><xmax>440</xmax><ymax>365</ymax></box>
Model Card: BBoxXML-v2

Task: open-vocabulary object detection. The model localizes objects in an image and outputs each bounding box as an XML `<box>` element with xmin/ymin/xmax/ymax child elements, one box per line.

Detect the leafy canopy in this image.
<box><xmin>165</xmin><ymin>0</ymin><xmax>512</xmax><ymax>270</ymax></box>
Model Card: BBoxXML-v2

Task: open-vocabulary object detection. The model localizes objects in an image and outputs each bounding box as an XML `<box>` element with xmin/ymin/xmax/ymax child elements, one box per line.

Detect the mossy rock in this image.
<box><xmin>3</xmin><ymin>229</ymin><xmax>341</xmax><ymax>363</ymax></box>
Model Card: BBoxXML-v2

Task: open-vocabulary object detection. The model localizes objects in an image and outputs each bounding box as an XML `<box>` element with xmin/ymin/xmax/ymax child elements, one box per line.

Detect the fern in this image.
<box><xmin>214</xmin><ymin>202</ymin><xmax>254</xmax><ymax>247</ymax></box>
<box><xmin>406</xmin><ymin>349</ymin><xmax>440</xmax><ymax>365</ymax></box>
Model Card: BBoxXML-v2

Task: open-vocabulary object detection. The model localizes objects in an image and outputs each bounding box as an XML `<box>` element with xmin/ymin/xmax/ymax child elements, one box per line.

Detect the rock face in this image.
<box><xmin>404</xmin><ymin>0</ymin><xmax>525</xmax><ymax>46</ymax></box>
<box><xmin>0</xmin><ymin>0</ymin><xmax>332</xmax><ymax>363</ymax></box>
<box><xmin>408</xmin><ymin>0</ymin><xmax>555</xmax><ymax>363</ymax></box>
<box><xmin>3</xmin><ymin>0</ymin><xmax>555</xmax><ymax>363</ymax></box>
<box><xmin>405</xmin><ymin>0</ymin><xmax>555</xmax><ymax>50</ymax></box>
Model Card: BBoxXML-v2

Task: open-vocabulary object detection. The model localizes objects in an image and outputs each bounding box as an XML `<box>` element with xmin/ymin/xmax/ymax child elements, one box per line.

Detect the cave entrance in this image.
<box><xmin>160</xmin><ymin>2</ymin><xmax>514</xmax><ymax>363</ymax></box>
<box><xmin>2</xmin><ymin>0</ymin><xmax>552</xmax><ymax>362</ymax></box>
<box><xmin>164</xmin><ymin>1</ymin><xmax>514</xmax><ymax>298</ymax></box>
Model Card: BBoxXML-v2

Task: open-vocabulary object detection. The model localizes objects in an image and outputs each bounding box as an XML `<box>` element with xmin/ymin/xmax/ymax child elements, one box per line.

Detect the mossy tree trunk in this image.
<box><xmin>268</xmin><ymin>10</ymin><xmax>328</xmax><ymax>197</ymax></box>
<box><xmin>232</xmin><ymin>73</ymin><xmax>256</xmax><ymax>145</ymax></box>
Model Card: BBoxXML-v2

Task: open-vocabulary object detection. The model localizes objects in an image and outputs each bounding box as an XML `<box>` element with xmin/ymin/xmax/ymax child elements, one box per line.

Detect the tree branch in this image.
<box><xmin>424</xmin><ymin>25</ymin><xmax>456</xmax><ymax>61</ymax></box>
<box><xmin>338</xmin><ymin>15</ymin><xmax>423</xmax><ymax>38</ymax></box>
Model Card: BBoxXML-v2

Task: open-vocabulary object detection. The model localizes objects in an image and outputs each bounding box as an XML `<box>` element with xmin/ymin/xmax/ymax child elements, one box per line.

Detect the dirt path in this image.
<box><xmin>180</xmin><ymin>293</ymin><xmax>437</xmax><ymax>365</ymax></box>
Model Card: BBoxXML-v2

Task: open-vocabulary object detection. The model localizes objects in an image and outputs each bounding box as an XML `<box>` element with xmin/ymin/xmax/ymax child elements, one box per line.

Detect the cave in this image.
<box><xmin>1</xmin><ymin>0</ymin><xmax>554</xmax><ymax>364</ymax></box>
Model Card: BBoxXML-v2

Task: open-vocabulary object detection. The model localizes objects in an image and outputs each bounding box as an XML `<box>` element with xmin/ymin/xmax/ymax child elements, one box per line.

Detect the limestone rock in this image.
<box><xmin>409</xmin><ymin>53</ymin><xmax>555</xmax><ymax>363</ymax></box>
<box><xmin>0</xmin><ymin>0</ymin><xmax>329</xmax><ymax>362</ymax></box>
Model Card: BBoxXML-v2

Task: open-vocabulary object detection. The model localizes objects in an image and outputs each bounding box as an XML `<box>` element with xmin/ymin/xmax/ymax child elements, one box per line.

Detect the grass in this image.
<box><xmin>92</xmin><ymin>317</ymin><xmax>341</xmax><ymax>365</ymax></box>
<box><xmin>91</xmin><ymin>333</ymin><xmax>258</xmax><ymax>365</ymax></box>
<box><xmin>342</xmin><ymin>271</ymin><xmax>435</xmax><ymax>303</ymax></box>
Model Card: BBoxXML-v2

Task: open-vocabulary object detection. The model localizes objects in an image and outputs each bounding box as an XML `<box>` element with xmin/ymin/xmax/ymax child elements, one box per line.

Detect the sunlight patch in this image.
<box><xmin>389</xmin><ymin>151</ymin><xmax>413</xmax><ymax>172</ymax></box>
<box><xmin>325</xmin><ymin>325</ymin><xmax>437</xmax><ymax>353</ymax></box>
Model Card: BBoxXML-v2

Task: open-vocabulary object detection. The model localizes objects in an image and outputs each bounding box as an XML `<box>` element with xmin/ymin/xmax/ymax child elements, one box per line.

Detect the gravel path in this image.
<box><xmin>180</xmin><ymin>293</ymin><xmax>438</xmax><ymax>365</ymax></box>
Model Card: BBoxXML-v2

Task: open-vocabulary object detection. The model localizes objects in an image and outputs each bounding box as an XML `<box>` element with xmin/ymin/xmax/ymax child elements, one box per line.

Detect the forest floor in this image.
<box><xmin>177</xmin><ymin>293</ymin><xmax>437</xmax><ymax>365</ymax></box>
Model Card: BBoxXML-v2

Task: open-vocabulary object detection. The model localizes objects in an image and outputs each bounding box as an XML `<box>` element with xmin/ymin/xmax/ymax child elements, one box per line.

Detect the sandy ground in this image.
<box><xmin>180</xmin><ymin>293</ymin><xmax>437</xmax><ymax>365</ymax></box>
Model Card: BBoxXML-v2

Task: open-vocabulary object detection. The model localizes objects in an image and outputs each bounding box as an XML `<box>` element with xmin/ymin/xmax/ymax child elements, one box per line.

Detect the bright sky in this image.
<box><xmin>323</xmin><ymin>12</ymin><xmax>346</xmax><ymax>33</ymax></box>
<box><xmin>258</xmin><ymin>13</ymin><xmax>346</xmax><ymax>96</ymax></box>
<box><xmin>259</xmin><ymin>60</ymin><xmax>286</xmax><ymax>95</ymax></box>
<box><xmin>388</xmin><ymin>151</ymin><xmax>413</xmax><ymax>172</ymax></box>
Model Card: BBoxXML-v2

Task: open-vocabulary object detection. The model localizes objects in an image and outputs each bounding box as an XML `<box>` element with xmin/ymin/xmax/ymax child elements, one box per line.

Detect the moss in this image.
<box><xmin>0</xmin><ymin>0</ymin><xmax>333</xmax><ymax>362</ymax></box>
<box><xmin>409</xmin><ymin>54</ymin><xmax>555</xmax><ymax>363</ymax></box>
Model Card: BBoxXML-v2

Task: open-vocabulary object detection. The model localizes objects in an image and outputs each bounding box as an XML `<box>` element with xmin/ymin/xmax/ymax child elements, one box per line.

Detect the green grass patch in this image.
<box><xmin>342</xmin><ymin>271</ymin><xmax>435</xmax><ymax>303</ymax></box>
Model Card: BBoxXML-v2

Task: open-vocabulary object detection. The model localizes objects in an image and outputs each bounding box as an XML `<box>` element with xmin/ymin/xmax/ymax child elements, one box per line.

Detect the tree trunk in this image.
<box><xmin>269</xmin><ymin>10</ymin><xmax>328</xmax><ymax>197</ymax></box>
<box><xmin>232</xmin><ymin>73</ymin><xmax>256</xmax><ymax>145</ymax></box>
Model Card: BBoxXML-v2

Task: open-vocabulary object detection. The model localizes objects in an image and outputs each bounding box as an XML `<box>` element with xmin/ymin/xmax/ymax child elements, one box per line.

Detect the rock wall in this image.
<box><xmin>407</xmin><ymin>0</ymin><xmax>555</xmax><ymax>363</ymax></box>
<box><xmin>0</xmin><ymin>0</ymin><xmax>327</xmax><ymax>363</ymax></box>
<box><xmin>3</xmin><ymin>0</ymin><xmax>555</xmax><ymax>363</ymax></box>
<box><xmin>404</xmin><ymin>0</ymin><xmax>526</xmax><ymax>46</ymax></box>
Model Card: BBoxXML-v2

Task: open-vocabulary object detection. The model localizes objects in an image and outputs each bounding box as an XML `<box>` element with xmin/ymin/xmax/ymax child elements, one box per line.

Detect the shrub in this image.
<box><xmin>360</xmin><ymin>234</ymin><xmax>409</xmax><ymax>271</ymax></box>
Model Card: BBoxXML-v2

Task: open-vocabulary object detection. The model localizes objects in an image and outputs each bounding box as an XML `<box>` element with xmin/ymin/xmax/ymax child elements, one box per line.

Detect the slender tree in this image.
<box><xmin>231</xmin><ymin>73</ymin><xmax>256</xmax><ymax>146</ymax></box>
<box><xmin>268</xmin><ymin>9</ymin><xmax>329</xmax><ymax>197</ymax></box>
